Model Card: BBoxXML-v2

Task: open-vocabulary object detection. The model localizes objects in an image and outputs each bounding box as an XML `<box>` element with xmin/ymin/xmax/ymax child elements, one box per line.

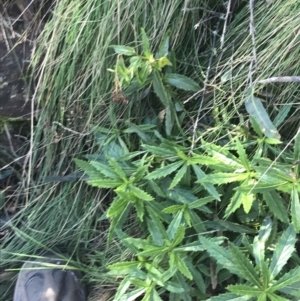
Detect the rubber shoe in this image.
<box><xmin>13</xmin><ymin>255</ymin><xmax>86</xmax><ymax>301</ymax></box>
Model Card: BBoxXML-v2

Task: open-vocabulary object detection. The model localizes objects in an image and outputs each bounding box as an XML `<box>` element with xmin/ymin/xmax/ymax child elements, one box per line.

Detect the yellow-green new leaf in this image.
<box><xmin>110</xmin><ymin>45</ymin><xmax>136</xmax><ymax>56</ymax></box>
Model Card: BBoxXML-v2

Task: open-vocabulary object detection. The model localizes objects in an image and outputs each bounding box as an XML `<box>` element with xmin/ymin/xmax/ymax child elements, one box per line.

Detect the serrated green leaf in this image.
<box><xmin>107</xmin><ymin>197</ymin><xmax>129</xmax><ymax>218</ymax></box>
<box><xmin>120</xmin><ymin>287</ymin><xmax>146</xmax><ymax>301</ymax></box>
<box><xmin>263</xmin><ymin>191</ymin><xmax>289</xmax><ymax>223</ymax></box>
<box><xmin>110</xmin><ymin>45</ymin><xmax>136</xmax><ymax>56</ymax></box>
<box><xmin>109</xmin><ymin>158</ymin><xmax>128</xmax><ymax>181</ymax></box>
<box><xmin>172</xmin><ymin>224</ymin><xmax>185</xmax><ymax>247</ymax></box>
<box><xmin>242</xmin><ymin>191</ymin><xmax>255</xmax><ymax>214</ymax></box>
<box><xmin>229</xmin><ymin>242</ymin><xmax>261</xmax><ymax>287</ymax></box>
<box><xmin>129</xmin><ymin>185</ymin><xmax>154</xmax><ymax>201</ymax></box>
<box><xmin>264</xmin><ymin>138</ymin><xmax>282</xmax><ymax>145</ymax></box>
<box><xmin>261</xmin><ymin>260</ymin><xmax>270</xmax><ymax>288</ymax></box>
<box><xmin>198</xmin><ymin>172</ymin><xmax>249</xmax><ymax>185</ymax></box>
<box><xmin>235</xmin><ymin>138</ymin><xmax>250</xmax><ymax>171</ymax></box>
<box><xmin>267</xmin><ymin>293</ymin><xmax>289</xmax><ymax>301</ymax></box>
<box><xmin>162</xmin><ymin>205</ymin><xmax>183</xmax><ymax>214</ymax></box>
<box><xmin>164</xmin><ymin>73</ymin><xmax>201</xmax><ymax>92</ymax></box>
<box><xmin>155</xmin><ymin>32</ymin><xmax>170</xmax><ymax>59</ymax></box>
<box><xmin>135</xmin><ymin>199</ymin><xmax>145</xmax><ymax>221</ymax></box>
<box><xmin>258</xmin><ymin>216</ymin><xmax>273</xmax><ymax>243</ymax></box>
<box><xmin>268</xmin><ymin>266</ymin><xmax>300</xmax><ymax>292</ymax></box>
<box><xmin>74</xmin><ymin>158</ymin><xmax>100</xmax><ymax>178</ymax></box>
<box><xmin>108</xmin><ymin>205</ymin><xmax>131</xmax><ymax>242</ymax></box>
<box><xmin>257</xmin><ymin>293</ymin><xmax>267</xmax><ymax>301</ymax></box>
<box><xmin>86</xmin><ymin>179</ymin><xmax>122</xmax><ymax>188</ymax></box>
<box><xmin>146</xmin><ymin>217</ymin><xmax>165</xmax><ymax>246</ymax></box>
<box><xmin>291</xmin><ymin>186</ymin><xmax>300</xmax><ymax>231</ymax></box>
<box><xmin>294</xmin><ymin>129</ymin><xmax>300</xmax><ymax>161</ymax></box>
<box><xmin>186</xmin><ymin>154</ymin><xmax>221</xmax><ymax>166</ymax></box>
<box><xmin>207</xmin><ymin>293</ymin><xmax>253</xmax><ymax>301</ymax></box>
<box><xmin>137</xmin><ymin>246</ymin><xmax>168</xmax><ymax>258</ymax></box>
<box><xmin>199</xmin><ymin>237</ymin><xmax>241</xmax><ymax>276</ymax></box>
<box><xmin>225</xmin><ymin>191</ymin><xmax>243</xmax><ymax>218</ymax></box>
<box><xmin>140</xmin><ymin>28</ymin><xmax>151</xmax><ymax>57</ymax></box>
<box><xmin>169</xmin><ymin>164</ymin><xmax>188</xmax><ymax>189</ymax></box>
<box><xmin>227</xmin><ymin>284</ymin><xmax>261</xmax><ymax>295</ymax></box>
<box><xmin>209</xmin><ymin>220</ymin><xmax>256</xmax><ymax>234</ymax></box>
<box><xmin>192</xmin><ymin>165</ymin><xmax>220</xmax><ymax>201</ymax></box>
<box><xmin>141</xmin><ymin>144</ymin><xmax>175</xmax><ymax>156</ymax></box>
<box><xmin>147</xmin><ymin>204</ymin><xmax>170</xmax><ymax>236</ymax></box>
<box><xmin>245</xmin><ymin>96</ymin><xmax>281</xmax><ymax>139</ymax></box>
<box><xmin>164</xmin><ymin>281</ymin><xmax>185</xmax><ymax>293</ymax></box>
<box><xmin>152</xmin><ymin>70</ymin><xmax>169</xmax><ymax>107</ymax></box>
<box><xmin>269</xmin><ymin>224</ymin><xmax>296</xmax><ymax>280</ymax></box>
<box><xmin>113</xmin><ymin>277</ymin><xmax>131</xmax><ymax>301</ymax></box>
<box><xmin>174</xmin><ymin>254</ymin><xmax>192</xmax><ymax>280</ymax></box>
<box><xmin>165</xmin><ymin>104</ymin><xmax>174</xmax><ymax>137</ymax></box>
<box><xmin>174</xmin><ymin>241</ymin><xmax>205</xmax><ymax>252</ymax></box>
<box><xmin>189</xmin><ymin>196</ymin><xmax>215</xmax><ymax>210</ymax></box>
<box><xmin>146</xmin><ymin>161</ymin><xmax>184</xmax><ymax>180</ymax></box>
<box><xmin>108</xmin><ymin>261</ymin><xmax>140</xmax><ymax>271</ymax></box>
<box><xmin>142</xmin><ymin>288</ymin><xmax>163</xmax><ymax>301</ymax></box>
<box><xmin>190</xmin><ymin>210</ymin><xmax>206</xmax><ymax>233</ymax></box>
<box><xmin>89</xmin><ymin>161</ymin><xmax>117</xmax><ymax>179</ymax></box>
<box><xmin>148</xmin><ymin>180</ymin><xmax>165</xmax><ymax>197</ymax></box>
<box><xmin>252</xmin><ymin>236</ymin><xmax>265</xmax><ymax>269</ymax></box>
<box><xmin>167</xmin><ymin>211</ymin><xmax>183</xmax><ymax>240</ymax></box>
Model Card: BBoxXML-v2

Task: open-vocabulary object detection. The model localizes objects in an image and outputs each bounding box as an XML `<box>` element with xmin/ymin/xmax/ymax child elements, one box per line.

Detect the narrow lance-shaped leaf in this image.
<box><xmin>291</xmin><ymin>186</ymin><xmax>300</xmax><ymax>231</ymax></box>
<box><xmin>268</xmin><ymin>266</ymin><xmax>300</xmax><ymax>292</ymax></box>
<box><xmin>245</xmin><ymin>95</ymin><xmax>280</xmax><ymax>139</ymax></box>
<box><xmin>263</xmin><ymin>191</ymin><xmax>289</xmax><ymax>223</ymax></box>
<box><xmin>90</xmin><ymin>161</ymin><xmax>118</xmax><ymax>179</ymax></box>
<box><xmin>140</xmin><ymin>28</ymin><xmax>151</xmax><ymax>58</ymax></box>
<box><xmin>164</xmin><ymin>73</ymin><xmax>201</xmax><ymax>92</ymax></box>
<box><xmin>146</xmin><ymin>161</ymin><xmax>184</xmax><ymax>180</ymax></box>
<box><xmin>293</xmin><ymin>128</ymin><xmax>300</xmax><ymax>162</ymax></box>
<box><xmin>199</xmin><ymin>237</ymin><xmax>242</xmax><ymax>276</ymax></box>
<box><xmin>169</xmin><ymin>164</ymin><xmax>188</xmax><ymax>189</ymax></box>
<box><xmin>155</xmin><ymin>31</ymin><xmax>170</xmax><ymax>59</ymax></box>
<box><xmin>173</xmin><ymin>253</ymin><xmax>192</xmax><ymax>280</ymax></box>
<box><xmin>198</xmin><ymin>172</ymin><xmax>249</xmax><ymax>185</ymax></box>
<box><xmin>227</xmin><ymin>284</ymin><xmax>261</xmax><ymax>296</ymax></box>
<box><xmin>225</xmin><ymin>190</ymin><xmax>244</xmax><ymax>218</ymax></box>
<box><xmin>192</xmin><ymin>165</ymin><xmax>220</xmax><ymax>201</ymax></box>
<box><xmin>229</xmin><ymin>242</ymin><xmax>262</xmax><ymax>288</ymax></box>
<box><xmin>269</xmin><ymin>224</ymin><xmax>296</xmax><ymax>280</ymax></box>
<box><xmin>207</xmin><ymin>293</ymin><xmax>253</xmax><ymax>301</ymax></box>
<box><xmin>235</xmin><ymin>138</ymin><xmax>250</xmax><ymax>171</ymax></box>
<box><xmin>152</xmin><ymin>70</ymin><xmax>169</xmax><ymax>107</ymax></box>
<box><xmin>252</xmin><ymin>217</ymin><xmax>272</xmax><ymax>268</ymax></box>
<box><xmin>167</xmin><ymin>211</ymin><xmax>183</xmax><ymax>241</ymax></box>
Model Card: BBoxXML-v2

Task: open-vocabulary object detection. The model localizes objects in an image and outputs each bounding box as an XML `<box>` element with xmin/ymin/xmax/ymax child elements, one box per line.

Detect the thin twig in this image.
<box><xmin>52</xmin><ymin>121</ymin><xmax>91</xmax><ymax>136</ymax></box>
<box><xmin>247</xmin><ymin>0</ymin><xmax>257</xmax><ymax>87</ymax></box>
<box><xmin>220</xmin><ymin>0</ymin><xmax>232</xmax><ymax>49</ymax></box>
<box><xmin>4</xmin><ymin>124</ymin><xmax>18</xmax><ymax>158</ymax></box>
<box><xmin>258</xmin><ymin>76</ymin><xmax>300</xmax><ymax>84</ymax></box>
